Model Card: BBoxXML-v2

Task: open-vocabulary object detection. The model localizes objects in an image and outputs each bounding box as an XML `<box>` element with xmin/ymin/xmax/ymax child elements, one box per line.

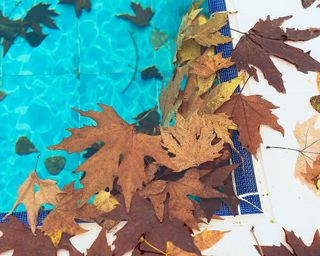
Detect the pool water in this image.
<box><xmin>0</xmin><ymin>0</ymin><xmax>202</xmax><ymax>212</ymax></box>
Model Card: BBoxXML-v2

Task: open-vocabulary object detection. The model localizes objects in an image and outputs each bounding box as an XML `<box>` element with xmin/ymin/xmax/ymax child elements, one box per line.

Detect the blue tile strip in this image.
<box><xmin>208</xmin><ymin>0</ymin><xmax>262</xmax><ymax>215</ymax></box>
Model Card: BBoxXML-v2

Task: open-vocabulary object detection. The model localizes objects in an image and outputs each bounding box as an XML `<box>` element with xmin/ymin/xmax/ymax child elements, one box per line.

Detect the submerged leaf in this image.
<box><xmin>151</xmin><ymin>29</ymin><xmax>169</xmax><ymax>48</ymax></box>
<box><xmin>15</xmin><ymin>136</ymin><xmax>38</xmax><ymax>155</ymax></box>
<box><xmin>134</xmin><ymin>106</ymin><xmax>160</xmax><ymax>135</ymax></box>
<box><xmin>45</xmin><ymin>156</ymin><xmax>66</xmax><ymax>175</ymax></box>
<box><xmin>141</xmin><ymin>65</ymin><xmax>163</xmax><ymax>80</ymax></box>
<box><xmin>117</xmin><ymin>2</ymin><xmax>154</xmax><ymax>27</ymax></box>
<box><xmin>0</xmin><ymin>91</ymin><xmax>7</xmax><ymax>102</ymax></box>
<box><xmin>59</xmin><ymin>0</ymin><xmax>91</xmax><ymax>18</ymax></box>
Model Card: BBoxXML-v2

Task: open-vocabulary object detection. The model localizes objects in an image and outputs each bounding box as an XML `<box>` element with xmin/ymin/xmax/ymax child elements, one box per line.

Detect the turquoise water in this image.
<box><xmin>0</xmin><ymin>0</ymin><xmax>204</xmax><ymax>212</ymax></box>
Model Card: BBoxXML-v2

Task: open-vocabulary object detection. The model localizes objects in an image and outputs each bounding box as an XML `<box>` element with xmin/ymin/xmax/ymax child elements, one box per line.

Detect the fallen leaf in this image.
<box><xmin>0</xmin><ymin>217</ymin><xmax>82</xmax><ymax>256</ymax></box>
<box><xmin>50</xmin><ymin>104</ymin><xmax>176</xmax><ymax>211</ymax></box>
<box><xmin>133</xmin><ymin>106</ymin><xmax>160</xmax><ymax>135</ymax></box>
<box><xmin>114</xmin><ymin>194</ymin><xmax>201</xmax><ymax>256</ymax></box>
<box><xmin>87</xmin><ymin>228</ymin><xmax>112</xmax><ymax>256</ymax></box>
<box><xmin>117</xmin><ymin>2</ymin><xmax>154</xmax><ymax>27</ymax></box>
<box><xmin>176</xmin><ymin>39</ymin><xmax>201</xmax><ymax>64</ymax></box>
<box><xmin>45</xmin><ymin>156</ymin><xmax>66</xmax><ymax>175</ymax></box>
<box><xmin>159</xmin><ymin>67</ymin><xmax>186</xmax><ymax>127</ymax></box>
<box><xmin>310</xmin><ymin>95</ymin><xmax>320</xmax><ymax>113</ymax></box>
<box><xmin>59</xmin><ymin>0</ymin><xmax>91</xmax><ymax>18</ymax></box>
<box><xmin>161</xmin><ymin>112</ymin><xmax>235</xmax><ymax>170</ymax></box>
<box><xmin>257</xmin><ymin>229</ymin><xmax>320</xmax><ymax>256</ymax></box>
<box><xmin>232</xmin><ymin>16</ymin><xmax>320</xmax><ymax>93</ymax></box>
<box><xmin>139</xmin><ymin>168</ymin><xmax>223</xmax><ymax>230</ymax></box>
<box><xmin>141</xmin><ymin>65</ymin><xmax>163</xmax><ymax>80</ymax></box>
<box><xmin>217</xmin><ymin>94</ymin><xmax>284</xmax><ymax>157</ymax></box>
<box><xmin>189</xmin><ymin>50</ymin><xmax>233</xmax><ymax>79</ymax></box>
<box><xmin>15</xmin><ymin>136</ymin><xmax>38</xmax><ymax>155</ymax></box>
<box><xmin>0</xmin><ymin>91</ymin><xmax>7</xmax><ymax>102</ymax></box>
<box><xmin>93</xmin><ymin>190</ymin><xmax>119</xmax><ymax>212</ymax></box>
<box><xmin>0</xmin><ymin>3</ymin><xmax>58</xmax><ymax>55</ymax></box>
<box><xmin>301</xmin><ymin>156</ymin><xmax>320</xmax><ymax>190</ymax></box>
<box><xmin>193</xmin><ymin>229</ymin><xmax>227</xmax><ymax>251</ymax></box>
<box><xmin>294</xmin><ymin>115</ymin><xmax>320</xmax><ymax>191</ymax></box>
<box><xmin>301</xmin><ymin>0</ymin><xmax>316</xmax><ymax>8</ymax></box>
<box><xmin>151</xmin><ymin>29</ymin><xmax>169</xmax><ymax>49</ymax></box>
<box><xmin>186</xmin><ymin>12</ymin><xmax>232</xmax><ymax>47</ymax></box>
<box><xmin>83</xmin><ymin>141</ymin><xmax>105</xmax><ymax>159</ymax></box>
<box><xmin>166</xmin><ymin>242</ymin><xmax>198</xmax><ymax>256</ymax></box>
<box><xmin>4</xmin><ymin>171</ymin><xmax>61</xmax><ymax>234</ymax></box>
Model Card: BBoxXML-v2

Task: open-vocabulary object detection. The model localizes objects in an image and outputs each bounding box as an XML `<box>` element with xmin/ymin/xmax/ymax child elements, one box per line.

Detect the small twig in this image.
<box><xmin>8</xmin><ymin>0</ymin><xmax>22</xmax><ymax>17</ymax></box>
<box><xmin>251</xmin><ymin>227</ymin><xmax>265</xmax><ymax>256</ymax></box>
<box><xmin>239</xmin><ymin>75</ymin><xmax>252</xmax><ymax>94</ymax></box>
<box><xmin>139</xmin><ymin>236</ymin><xmax>167</xmax><ymax>255</ymax></box>
<box><xmin>122</xmin><ymin>32</ymin><xmax>139</xmax><ymax>94</ymax></box>
<box><xmin>230</xmin><ymin>28</ymin><xmax>246</xmax><ymax>35</ymax></box>
<box><xmin>34</xmin><ymin>154</ymin><xmax>41</xmax><ymax>173</ymax></box>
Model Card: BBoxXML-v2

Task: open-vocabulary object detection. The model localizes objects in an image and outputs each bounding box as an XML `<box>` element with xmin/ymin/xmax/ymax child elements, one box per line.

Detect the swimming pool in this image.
<box><xmin>0</xmin><ymin>0</ymin><xmax>262</xmax><ymax>218</ymax></box>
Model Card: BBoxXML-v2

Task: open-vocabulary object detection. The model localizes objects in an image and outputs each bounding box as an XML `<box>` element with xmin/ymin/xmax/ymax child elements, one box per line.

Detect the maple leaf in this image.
<box><xmin>198</xmin><ymin>164</ymin><xmax>240</xmax><ymax>220</ymax></box>
<box><xmin>185</xmin><ymin>12</ymin><xmax>232</xmax><ymax>47</ymax></box>
<box><xmin>50</xmin><ymin>104</ymin><xmax>176</xmax><ymax>211</ymax></box>
<box><xmin>159</xmin><ymin>67</ymin><xmax>186</xmax><ymax>127</ymax></box>
<box><xmin>42</xmin><ymin>183</ymin><xmax>104</xmax><ymax>237</ymax></box>
<box><xmin>161</xmin><ymin>112</ymin><xmax>236</xmax><ymax>170</ymax></box>
<box><xmin>113</xmin><ymin>194</ymin><xmax>201</xmax><ymax>256</ymax></box>
<box><xmin>294</xmin><ymin>115</ymin><xmax>320</xmax><ymax>191</ymax></box>
<box><xmin>0</xmin><ymin>217</ymin><xmax>82</xmax><ymax>256</ymax></box>
<box><xmin>59</xmin><ymin>0</ymin><xmax>91</xmax><ymax>18</ymax></box>
<box><xmin>151</xmin><ymin>29</ymin><xmax>169</xmax><ymax>49</ymax></box>
<box><xmin>117</xmin><ymin>2</ymin><xmax>154</xmax><ymax>27</ymax></box>
<box><xmin>0</xmin><ymin>3</ymin><xmax>58</xmax><ymax>56</ymax></box>
<box><xmin>189</xmin><ymin>50</ymin><xmax>234</xmax><ymax>79</ymax></box>
<box><xmin>141</xmin><ymin>65</ymin><xmax>162</xmax><ymax>80</ymax></box>
<box><xmin>139</xmin><ymin>168</ymin><xmax>224</xmax><ymax>230</ymax></box>
<box><xmin>133</xmin><ymin>106</ymin><xmax>160</xmax><ymax>135</ymax></box>
<box><xmin>232</xmin><ymin>16</ymin><xmax>320</xmax><ymax>93</ymax></box>
<box><xmin>87</xmin><ymin>228</ymin><xmax>112</xmax><ymax>256</ymax></box>
<box><xmin>257</xmin><ymin>229</ymin><xmax>320</xmax><ymax>256</ymax></box>
<box><xmin>3</xmin><ymin>171</ymin><xmax>61</xmax><ymax>234</ymax></box>
<box><xmin>217</xmin><ymin>94</ymin><xmax>284</xmax><ymax>157</ymax></box>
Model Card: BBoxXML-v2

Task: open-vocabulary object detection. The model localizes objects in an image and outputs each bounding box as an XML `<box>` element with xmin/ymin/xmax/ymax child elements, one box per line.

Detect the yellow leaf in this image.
<box><xmin>317</xmin><ymin>72</ymin><xmax>320</xmax><ymax>92</ymax></box>
<box><xmin>176</xmin><ymin>39</ymin><xmax>201</xmax><ymax>64</ymax></box>
<box><xmin>93</xmin><ymin>190</ymin><xmax>119</xmax><ymax>212</ymax></box>
<box><xmin>166</xmin><ymin>241</ymin><xmax>197</xmax><ymax>256</ymax></box>
<box><xmin>193</xmin><ymin>229</ymin><xmax>227</xmax><ymax>251</ymax></box>
<box><xmin>202</xmin><ymin>72</ymin><xmax>245</xmax><ymax>113</ymax></box>
<box><xmin>49</xmin><ymin>230</ymin><xmax>62</xmax><ymax>247</ymax></box>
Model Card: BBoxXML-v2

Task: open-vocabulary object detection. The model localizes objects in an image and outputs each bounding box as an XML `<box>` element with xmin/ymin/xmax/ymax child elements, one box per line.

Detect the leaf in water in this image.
<box><xmin>117</xmin><ymin>2</ymin><xmax>154</xmax><ymax>27</ymax></box>
<box><xmin>151</xmin><ymin>29</ymin><xmax>169</xmax><ymax>49</ymax></box>
<box><xmin>45</xmin><ymin>156</ymin><xmax>66</xmax><ymax>175</ymax></box>
<box><xmin>4</xmin><ymin>171</ymin><xmax>61</xmax><ymax>234</ymax></box>
<box><xmin>15</xmin><ymin>136</ymin><xmax>38</xmax><ymax>155</ymax></box>
<box><xmin>0</xmin><ymin>91</ymin><xmax>7</xmax><ymax>102</ymax></box>
<box><xmin>310</xmin><ymin>95</ymin><xmax>320</xmax><ymax>113</ymax></box>
<box><xmin>59</xmin><ymin>0</ymin><xmax>91</xmax><ymax>18</ymax></box>
<box><xmin>232</xmin><ymin>16</ymin><xmax>320</xmax><ymax>93</ymax></box>
<box><xmin>217</xmin><ymin>94</ymin><xmax>284</xmax><ymax>157</ymax></box>
<box><xmin>141</xmin><ymin>65</ymin><xmax>163</xmax><ymax>80</ymax></box>
<box><xmin>134</xmin><ymin>106</ymin><xmax>160</xmax><ymax>135</ymax></box>
<box><xmin>87</xmin><ymin>228</ymin><xmax>112</xmax><ymax>256</ymax></box>
<box><xmin>93</xmin><ymin>191</ymin><xmax>119</xmax><ymax>212</ymax></box>
<box><xmin>83</xmin><ymin>141</ymin><xmax>105</xmax><ymax>159</ymax></box>
<box><xmin>301</xmin><ymin>0</ymin><xmax>316</xmax><ymax>8</ymax></box>
<box><xmin>0</xmin><ymin>3</ymin><xmax>58</xmax><ymax>56</ymax></box>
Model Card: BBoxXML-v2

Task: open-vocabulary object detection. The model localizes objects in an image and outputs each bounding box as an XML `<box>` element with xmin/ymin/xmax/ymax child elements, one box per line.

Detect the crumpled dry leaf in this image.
<box><xmin>139</xmin><ymin>168</ymin><xmax>224</xmax><ymax>230</ymax></box>
<box><xmin>4</xmin><ymin>171</ymin><xmax>61</xmax><ymax>234</ymax></box>
<box><xmin>50</xmin><ymin>105</ymin><xmax>176</xmax><ymax>211</ymax></box>
<box><xmin>294</xmin><ymin>115</ymin><xmax>320</xmax><ymax>192</ymax></box>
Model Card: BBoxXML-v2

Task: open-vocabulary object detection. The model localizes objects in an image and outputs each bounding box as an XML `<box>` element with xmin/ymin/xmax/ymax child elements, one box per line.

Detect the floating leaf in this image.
<box><xmin>15</xmin><ymin>136</ymin><xmax>38</xmax><ymax>155</ymax></box>
<box><xmin>117</xmin><ymin>2</ymin><xmax>154</xmax><ymax>27</ymax></box>
<box><xmin>0</xmin><ymin>91</ymin><xmax>7</xmax><ymax>102</ymax></box>
<box><xmin>45</xmin><ymin>156</ymin><xmax>66</xmax><ymax>175</ymax></box>
<box><xmin>151</xmin><ymin>29</ymin><xmax>169</xmax><ymax>48</ymax></box>
<box><xmin>141</xmin><ymin>65</ymin><xmax>163</xmax><ymax>80</ymax></box>
<box><xmin>59</xmin><ymin>0</ymin><xmax>91</xmax><ymax>18</ymax></box>
<box><xmin>232</xmin><ymin>16</ymin><xmax>320</xmax><ymax>93</ymax></box>
<box><xmin>134</xmin><ymin>106</ymin><xmax>160</xmax><ymax>135</ymax></box>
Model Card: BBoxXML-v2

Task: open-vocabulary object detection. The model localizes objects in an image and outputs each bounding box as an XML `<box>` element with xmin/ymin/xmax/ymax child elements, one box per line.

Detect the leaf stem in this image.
<box><xmin>251</xmin><ymin>227</ymin><xmax>265</xmax><ymax>256</ymax></box>
<box><xmin>266</xmin><ymin>145</ymin><xmax>320</xmax><ymax>155</ymax></box>
<box><xmin>230</xmin><ymin>28</ymin><xmax>246</xmax><ymax>35</ymax></box>
<box><xmin>139</xmin><ymin>236</ymin><xmax>168</xmax><ymax>255</ymax></box>
<box><xmin>34</xmin><ymin>154</ymin><xmax>41</xmax><ymax>173</ymax></box>
<box><xmin>122</xmin><ymin>32</ymin><xmax>139</xmax><ymax>94</ymax></box>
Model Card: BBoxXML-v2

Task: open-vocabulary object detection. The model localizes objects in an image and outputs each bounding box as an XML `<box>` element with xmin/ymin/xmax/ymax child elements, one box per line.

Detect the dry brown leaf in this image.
<box><xmin>161</xmin><ymin>113</ymin><xmax>226</xmax><ymax>170</ymax></box>
<box><xmin>159</xmin><ymin>67</ymin><xmax>186</xmax><ymax>127</ymax></box>
<box><xmin>176</xmin><ymin>39</ymin><xmax>201</xmax><ymax>64</ymax></box>
<box><xmin>189</xmin><ymin>50</ymin><xmax>233</xmax><ymax>79</ymax></box>
<box><xmin>294</xmin><ymin>116</ymin><xmax>320</xmax><ymax>191</ymax></box>
<box><xmin>301</xmin><ymin>156</ymin><xmax>320</xmax><ymax>190</ymax></box>
<box><xmin>4</xmin><ymin>171</ymin><xmax>61</xmax><ymax>234</ymax></box>
<box><xmin>139</xmin><ymin>169</ymin><xmax>223</xmax><ymax>230</ymax></box>
<box><xmin>50</xmin><ymin>104</ymin><xmax>176</xmax><ymax>211</ymax></box>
